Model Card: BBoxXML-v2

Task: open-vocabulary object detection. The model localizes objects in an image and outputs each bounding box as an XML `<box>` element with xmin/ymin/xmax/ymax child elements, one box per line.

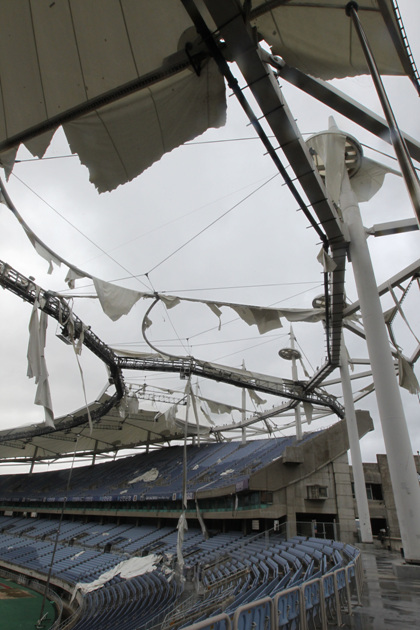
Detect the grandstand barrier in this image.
<box><xmin>182</xmin><ymin>552</ymin><xmax>362</xmax><ymax>630</ymax></box>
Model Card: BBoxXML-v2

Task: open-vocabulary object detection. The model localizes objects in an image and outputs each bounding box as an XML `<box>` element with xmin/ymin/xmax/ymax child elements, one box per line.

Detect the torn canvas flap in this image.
<box><xmin>176</xmin><ymin>512</ymin><xmax>188</xmax><ymax>575</ymax></box>
<box><xmin>317</xmin><ymin>246</ymin><xmax>337</xmax><ymax>273</ymax></box>
<box><xmin>0</xmin><ymin>147</ymin><xmax>18</xmax><ymax>180</ymax></box>
<box><xmin>65</xmin><ymin>267</ymin><xmax>87</xmax><ymax>289</ymax></box>
<box><xmin>199</xmin><ymin>400</ymin><xmax>215</xmax><ymax>426</ymax></box>
<box><xmin>27</xmin><ymin>302</ymin><xmax>54</xmax><ymax>428</ymax></box>
<box><xmin>207</xmin><ymin>302</ymin><xmax>222</xmax><ymax>330</ymax></box>
<box><xmin>398</xmin><ymin>355</ymin><xmax>420</xmax><ymax>395</ymax></box>
<box><xmin>351</xmin><ymin>157</ymin><xmax>400</xmax><ymax>203</ymax></box>
<box><xmin>159</xmin><ymin>294</ymin><xmax>181</xmax><ymax>310</ymax></box>
<box><xmin>93</xmin><ymin>277</ymin><xmax>145</xmax><ymax>321</ymax></box>
<box><xmin>148</xmin><ymin>293</ymin><xmax>324</xmax><ymax>333</ymax></box>
<box><xmin>127</xmin><ymin>395</ymin><xmax>139</xmax><ymax>415</ymax></box>
<box><xmin>201</xmin><ymin>397</ymin><xmax>240</xmax><ymax>415</ymax></box>
<box><xmin>229</xmin><ymin>304</ymin><xmax>283</xmax><ymax>334</ymax></box>
<box><xmin>247</xmin><ymin>389</ymin><xmax>266</xmax><ymax>407</ymax></box>
<box><xmin>303</xmin><ymin>401</ymin><xmax>313</xmax><ymax>425</ymax></box>
<box><xmin>27</xmin><ymin>298</ymin><xmax>42</xmax><ymax>380</ymax></box>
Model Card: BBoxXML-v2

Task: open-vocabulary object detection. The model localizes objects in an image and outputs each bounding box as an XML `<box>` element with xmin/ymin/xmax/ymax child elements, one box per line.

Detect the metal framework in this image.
<box><xmin>0</xmin><ymin>258</ymin><xmax>344</xmax><ymax>451</ymax></box>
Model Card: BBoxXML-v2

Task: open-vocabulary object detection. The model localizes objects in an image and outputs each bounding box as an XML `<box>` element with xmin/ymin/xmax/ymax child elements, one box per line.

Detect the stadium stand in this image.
<box><xmin>0</xmin><ymin>434</ymin><xmax>363</xmax><ymax>628</ymax></box>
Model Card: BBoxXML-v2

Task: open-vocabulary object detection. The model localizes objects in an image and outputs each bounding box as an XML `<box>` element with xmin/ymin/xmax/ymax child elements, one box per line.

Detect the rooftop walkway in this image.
<box><xmin>340</xmin><ymin>546</ymin><xmax>420</xmax><ymax>629</ymax></box>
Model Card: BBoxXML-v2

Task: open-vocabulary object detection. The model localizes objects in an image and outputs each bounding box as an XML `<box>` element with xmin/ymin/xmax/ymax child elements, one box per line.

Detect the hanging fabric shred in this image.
<box><xmin>176</xmin><ymin>512</ymin><xmax>188</xmax><ymax>580</ymax></box>
<box><xmin>199</xmin><ymin>400</ymin><xmax>215</xmax><ymax>426</ymax></box>
<box><xmin>206</xmin><ymin>302</ymin><xmax>223</xmax><ymax>330</ymax></box>
<box><xmin>93</xmin><ymin>277</ymin><xmax>145</xmax><ymax>321</ymax></box>
<box><xmin>27</xmin><ymin>295</ymin><xmax>55</xmax><ymax>428</ymax></box>
<box><xmin>127</xmin><ymin>395</ymin><xmax>139</xmax><ymax>415</ymax></box>
<box><xmin>317</xmin><ymin>246</ymin><xmax>337</xmax><ymax>273</ymax></box>
<box><xmin>195</xmin><ymin>497</ymin><xmax>208</xmax><ymax>539</ymax></box>
<box><xmin>398</xmin><ymin>354</ymin><xmax>420</xmax><ymax>395</ymax></box>
<box><xmin>155</xmin><ymin>404</ymin><xmax>178</xmax><ymax>429</ymax></box>
<box><xmin>201</xmin><ymin>397</ymin><xmax>241</xmax><ymax>415</ymax></box>
<box><xmin>65</xmin><ymin>268</ymin><xmax>87</xmax><ymax>289</ymax></box>
<box><xmin>159</xmin><ymin>294</ymin><xmax>181</xmax><ymax>310</ymax></box>
<box><xmin>190</xmin><ymin>389</ymin><xmax>201</xmax><ymax>446</ymax></box>
<box><xmin>303</xmin><ymin>401</ymin><xmax>313</xmax><ymax>425</ymax></box>
<box><xmin>156</xmin><ymin>293</ymin><xmax>325</xmax><ymax>334</ymax></box>
<box><xmin>247</xmin><ymin>389</ymin><xmax>267</xmax><ymax>407</ymax></box>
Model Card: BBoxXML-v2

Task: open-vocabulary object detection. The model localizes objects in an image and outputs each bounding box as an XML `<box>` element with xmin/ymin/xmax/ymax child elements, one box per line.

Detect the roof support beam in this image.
<box><xmin>187</xmin><ymin>0</ymin><xmax>347</xmax><ymax>385</ymax></box>
<box><xmin>270</xmin><ymin>57</ymin><xmax>420</xmax><ymax>164</ymax></box>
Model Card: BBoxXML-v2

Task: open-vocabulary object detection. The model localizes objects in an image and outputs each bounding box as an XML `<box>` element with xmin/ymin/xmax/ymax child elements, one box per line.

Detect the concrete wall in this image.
<box><xmin>351</xmin><ymin>454</ymin><xmax>420</xmax><ymax>551</ymax></box>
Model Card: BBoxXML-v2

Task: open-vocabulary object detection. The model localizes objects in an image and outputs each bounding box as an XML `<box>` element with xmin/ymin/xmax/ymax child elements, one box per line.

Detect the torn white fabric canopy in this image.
<box><xmin>93</xmin><ymin>278</ymin><xmax>145</xmax><ymax>321</ymax></box>
<box><xmin>317</xmin><ymin>247</ymin><xmax>337</xmax><ymax>273</ymax></box>
<box><xmin>27</xmin><ymin>301</ymin><xmax>54</xmax><ymax>428</ymax></box>
<box><xmin>201</xmin><ymin>397</ymin><xmax>240</xmax><ymax>416</ymax></box>
<box><xmin>128</xmin><ymin>468</ymin><xmax>159</xmax><ymax>484</ymax></box>
<box><xmin>247</xmin><ymin>389</ymin><xmax>267</xmax><ymax>407</ymax></box>
<box><xmin>158</xmin><ymin>293</ymin><xmax>325</xmax><ymax>332</ymax></box>
<box><xmin>176</xmin><ymin>513</ymin><xmax>188</xmax><ymax>571</ymax></box>
<box><xmin>252</xmin><ymin>0</ymin><xmax>418</xmax><ymax>84</ymax></box>
<box><xmin>398</xmin><ymin>355</ymin><xmax>420</xmax><ymax>395</ymax></box>
<box><xmin>0</xmin><ymin>2</ymin><xmax>226</xmax><ymax>192</ymax></box>
<box><xmin>73</xmin><ymin>555</ymin><xmax>159</xmax><ymax>596</ymax></box>
<box><xmin>64</xmin><ymin>62</ymin><xmax>226</xmax><ymax>192</ymax></box>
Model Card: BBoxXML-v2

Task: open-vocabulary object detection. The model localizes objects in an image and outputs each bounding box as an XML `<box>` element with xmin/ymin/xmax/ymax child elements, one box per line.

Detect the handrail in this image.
<box><xmin>182</xmin><ymin>552</ymin><xmax>363</xmax><ymax>630</ymax></box>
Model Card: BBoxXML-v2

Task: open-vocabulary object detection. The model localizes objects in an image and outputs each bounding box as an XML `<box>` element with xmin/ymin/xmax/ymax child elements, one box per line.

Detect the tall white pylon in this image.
<box><xmin>340</xmin><ymin>339</ymin><xmax>373</xmax><ymax>544</ymax></box>
<box><xmin>307</xmin><ymin>118</ymin><xmax>420</xmax><ymax>562</ymax></box>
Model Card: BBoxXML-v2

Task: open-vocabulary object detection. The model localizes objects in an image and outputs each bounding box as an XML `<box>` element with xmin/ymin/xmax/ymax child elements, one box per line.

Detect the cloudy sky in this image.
<box><xmin>0</xmin><ymin>1</ymin><xmax>419</xmax><ymax>470</ymax></box>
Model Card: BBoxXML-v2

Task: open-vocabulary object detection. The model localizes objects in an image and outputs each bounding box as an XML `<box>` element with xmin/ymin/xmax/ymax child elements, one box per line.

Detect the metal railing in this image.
<box><xmin>181</xmin><ymin>552</ymin><xmax>363</xmax><ymax>630</ymax></box>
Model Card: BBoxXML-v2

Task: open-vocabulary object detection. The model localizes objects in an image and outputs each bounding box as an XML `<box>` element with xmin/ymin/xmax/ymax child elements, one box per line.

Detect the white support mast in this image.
<box><xmin>340</xmin><ymin>339</ymin><xmax>373</xmax><ymax>544</ymax></box>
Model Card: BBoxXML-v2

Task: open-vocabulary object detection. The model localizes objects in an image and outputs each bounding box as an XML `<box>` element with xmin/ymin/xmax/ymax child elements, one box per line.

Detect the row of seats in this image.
<box><xmin>0</xmin><ymin>436</ymin><xmax>320</xmax><ymax>503</ymax></box>
<box><xmin>0</xmin><ymin>513</ymin><xmax>358</xmax><ymax>630</ymax></box>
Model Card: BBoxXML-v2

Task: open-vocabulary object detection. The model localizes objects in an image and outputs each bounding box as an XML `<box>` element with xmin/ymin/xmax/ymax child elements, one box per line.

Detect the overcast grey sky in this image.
<box><xmin>0</xmin><ymin>1</ymin><xmax>419</xmax><ymax>469</ymax></box>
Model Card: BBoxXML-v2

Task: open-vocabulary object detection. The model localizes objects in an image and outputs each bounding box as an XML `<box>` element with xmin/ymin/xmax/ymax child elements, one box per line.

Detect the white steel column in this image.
<box><xmin>342</xmin><ymin>173</ymin><xmax>420</xmax><ymax>562</ymax></box>
<box><xmin>290</xmin><ymin>328</ymin><xmax>303</xmax><ymax>441</ymax></box>
<box><xmin>340</xmin><ymin>338</ymin><xmax>373</xmax><ymax>543</ymax></box>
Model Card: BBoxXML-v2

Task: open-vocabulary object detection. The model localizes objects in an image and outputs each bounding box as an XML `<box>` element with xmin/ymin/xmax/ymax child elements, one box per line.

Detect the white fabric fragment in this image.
<box><xmin>303</xmin><ymin>401</ymin><xmax>313</xmax><ymax>425</ymax></box>
<box><xmin>156</xmin><ymin>404</ymin><xmax>178</xmax><ymax>429</ymax></box>
<box><xmin>317</xmin><ymin>247</ymin><xmax>337</xmax><ymax>273</ymax></box>
<box><xmin>127</xmin><ymin>396</ymin><xmax>139</xmax><ymax>415</ymax></box>
<box><xmin>176</xmin><ymin>513</ymin><xmax>188</xmax><ymax>575</ymax></box>
<box><xmin>229</xmin><ymin>304</ymin><xmax>284</xmax><ymax>334</ymax></box>
<box><xmin>207</xmin><ymin>302</ymin><xmax>222</xmax><ymax>330</ymax></box>
<box><xmin>128</xmin><ymin>468</ymin><xmax>159</xmax><ymax>484</ymax></box>
<box><xmin>220</xmin><ymin>469</ymin><xmax>234</xmax><ymax>476</ymax></box>
<box><xmin>65</xmin><ymin>267</ymin><xmax>86</xmax><ymax>289</ymax></box>
<box><xmin>72</xmin><ymin>555</ymin><xmax>159</xmax><ymax>598</ymax></box>
<box><xmin>64</xmin><ymin>62</ymin><xmax>226</xmax><ymax>193</ymax></box>
<box><xmin>32</xmin><ymin>238</ymin><xmax>62</xmax><ymax>275</ymax></box>
<box><xmin>350</xmin><ymin>158</ymin><xmax>400</xmax><ymax>203</ymax></box>
<box><xmin>159</xmin><ymin>294</ymin><xmax>181</xmax><ymax>310</ymax></box>
<box><xmin>247</xmin><ymin>389</ymin><xmax>267</xmax><ymax>406</ymax></box>
<box><xmin>93</xmin><ymin>277</ymin><xmax>144</xmax><ymax>321</ymax></box>
<box><xmin>199</xmin><ymin>400</ymin><xmax>215</xmax><ymax>426</ymax></box>
<box><xmin>0</xmin><ymin>148</ymin><xmax>18</xmax><ymax>180</ymax></box>
<box><xmin>398</xmin><ymin>355</ymin><xmax>420</xmax><ymax>395</ymax></box>
<box><xmin>202</xmin><ymin>398</ymin><xmax>238</xmax><ymax>415</ymax></box>
<box><xmin>155</xmin><ymin>294</ymin><xmax>325</xmax><ymax>333</ymax></box>
<box><xmin>27</xmin><ymin>300</ymin><xmax>54</xmax><ymax>428</ymax></box>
